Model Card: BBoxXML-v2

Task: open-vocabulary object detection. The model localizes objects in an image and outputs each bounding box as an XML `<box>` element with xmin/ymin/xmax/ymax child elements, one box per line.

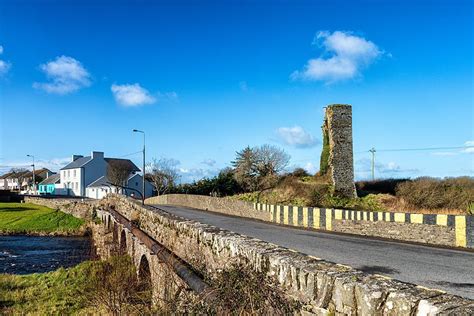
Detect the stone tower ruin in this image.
<box><xmin>319</xmin><ymin>104</ymin><xmax>357</xmax><ymax>198</ymax></box>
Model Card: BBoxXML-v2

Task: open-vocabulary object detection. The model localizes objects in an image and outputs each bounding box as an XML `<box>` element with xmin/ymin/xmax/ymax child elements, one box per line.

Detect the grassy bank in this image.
<box><xmin>231</xmin><ymin>176</ymin><xmax>474</xmax><ymax>215</ymax></box>
<box><xmin>0</xmin><ymin>261</ymin><xmax>95</xmax><ymax>314</ymax></box>
<box><xmin>0</xmin><ymin>256</ymin><xmax>152</xmax><ymax>315</ymax></box>
<box><xmin>0</xmin><ymin>202</ymin><xmax>85</xmax><ymax>235</ymax></box>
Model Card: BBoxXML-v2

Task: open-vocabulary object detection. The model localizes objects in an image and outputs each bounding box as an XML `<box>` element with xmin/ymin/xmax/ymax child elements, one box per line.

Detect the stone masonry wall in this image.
<box><xmin>100</xmin><ymin>195</ymin><xmax>474</xmax><ymax>314</ymax></box>
<box><xmin>146</xmin><ymin>194</ymin><xmax>269</xmax><ymax>221</ymax></box>
<box><xmin>24</xmin><ymin>196</ymin><xmax>98</xmax><ymax>220</ymax></box>
<box><xmin>148</xmin><ymin>194</ymin><xmax>472</xmax><ymax>248</ymax></box>
<box><xmin>325</xmin><ymin>104</ymin><xmax>357</xmax><ymax>198</ymax></box>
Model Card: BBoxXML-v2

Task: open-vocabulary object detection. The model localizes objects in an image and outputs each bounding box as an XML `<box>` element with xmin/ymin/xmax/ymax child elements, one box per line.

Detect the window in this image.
<box><xmin>67</xmin><ymin>170</ymin><xmax>70</xmax><ymax>177</ymax></box>
<box><xmin>136</xmin><ymin>182</ymin><xmax>138</xmax><ymax>186</ymax></box>
<box><xmin>73</xmin><ymin>170</ymin><xmax>76</xmax><ymax>177</ymax></box>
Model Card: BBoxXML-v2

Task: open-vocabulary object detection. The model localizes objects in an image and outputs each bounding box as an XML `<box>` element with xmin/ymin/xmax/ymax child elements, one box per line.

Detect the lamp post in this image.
<box><xmin>133</xmin><ymin>129</ymin><xmax>145</xmax><ymax>205</ymax></box>
<box><xmin>26</xmin><ymin>154</ymin><xmax>36</xmax><ymax>195</ymax></box>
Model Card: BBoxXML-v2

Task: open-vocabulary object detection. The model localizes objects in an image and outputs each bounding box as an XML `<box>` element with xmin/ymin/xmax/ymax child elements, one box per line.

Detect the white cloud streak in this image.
<box><xmin>33</xmin><ymin>56</ymin><xmax>91</xmax><ymax>94</ymax></box>
<box><xmin>201</xmin><ymin>159</ymin><xmax>216</xmax><ymax>167</ymax></box>
<box><xmin>292</xmin><ymin>31</ymin><xmax>383</xmax><ymax>83</ymax></box>
<box><xmin>276</xmin><ymin>126</ymin><xmax>319</xmax><ymax>148</ymax></box>
<box><xmin>0</xmin><ymin>45</ymin><xmax>11</xmax><ymax>76</ymax></box>
<box><xmin>111</xmin><ymin>83</ymin><xmax>156</xmax><ymax>107</ymax></box>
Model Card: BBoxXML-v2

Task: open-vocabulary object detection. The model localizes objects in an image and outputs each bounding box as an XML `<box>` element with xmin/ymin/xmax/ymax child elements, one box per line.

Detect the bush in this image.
<box><xmin>356</xmin><ymin>178</ymin><xmax>409</xmax><ymax>196</ymax></box>
<box><xmin>321</xmin><ymin>194</ymin><xmax>385</xmax><ymax>212</ymax></box>
<box><xmin>206</xmin><ymin>261</ymin><xmax>299</xmax><ymax>314</ymax></box>
<box><xmin>395</xmin><ymin>177</ymin><xmax>474</xmax><ymax>212</ymax></box>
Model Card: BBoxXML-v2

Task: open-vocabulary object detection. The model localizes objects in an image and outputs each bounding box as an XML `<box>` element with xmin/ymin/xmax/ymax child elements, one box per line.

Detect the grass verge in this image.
<box><xmin>0</xmin><ymin>202</ymin><xmax>85</xmax><ymax>235</ymax></box>
<box><xmin>0</xmin><ymin>261</ymin><xmax>94</xmax><ymax>314</ymax></box>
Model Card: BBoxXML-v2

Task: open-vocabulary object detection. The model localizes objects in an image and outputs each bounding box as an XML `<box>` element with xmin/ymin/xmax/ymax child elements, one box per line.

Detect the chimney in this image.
<box><xmin>72</xmin><ymin>155</ymin><xmax>83</xmax><ymax>162</ymax></box>
<box><xmin>91</xmin><ymin>151</ymin><xmax>104</xmax><ymax>159</ymax></box>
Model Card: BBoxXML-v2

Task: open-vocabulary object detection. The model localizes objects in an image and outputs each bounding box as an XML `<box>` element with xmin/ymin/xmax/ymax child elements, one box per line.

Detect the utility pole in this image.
<box><xmin>27</xmin><ymin>154</ymin><xmax>36</xmax><ymax>195</ymax></box>
<box><xmin>133</xmin><ymin>129</ymin><xmax>146</xmax><ymax>205</ymax></box>
<box><xmin>369</xmin><ymin>148</ymin><xmax>376</xmax><ymax>181</ymax></box>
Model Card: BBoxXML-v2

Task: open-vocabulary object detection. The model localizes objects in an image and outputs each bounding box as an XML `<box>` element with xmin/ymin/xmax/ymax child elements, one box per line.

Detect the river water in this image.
<box><xmin>0</xmin><ymin>236</ymin><xmax>92</xmax><ymax>274</ymax></box>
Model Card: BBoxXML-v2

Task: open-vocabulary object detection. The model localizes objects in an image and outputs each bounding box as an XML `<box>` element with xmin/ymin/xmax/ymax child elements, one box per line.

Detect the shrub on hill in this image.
<box><xmin>395</xmin><ymin>177</ymin><xmax>474</xmax><ymax>212</ymax></box>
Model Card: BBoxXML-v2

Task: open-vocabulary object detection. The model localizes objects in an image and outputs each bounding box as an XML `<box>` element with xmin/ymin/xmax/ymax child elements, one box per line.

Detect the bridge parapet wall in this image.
<box><xmin>102</xmin><ymin>194</ymin><xmax>473</xmax><ymax>314</ymax></box>
<box><xmin>148</xmin><ymin>194</ymin><xmax>473</xmax><ymax>249</ymax></box>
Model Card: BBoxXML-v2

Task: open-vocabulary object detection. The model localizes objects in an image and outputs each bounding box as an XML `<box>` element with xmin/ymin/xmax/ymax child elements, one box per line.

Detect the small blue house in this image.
<box><xmin>38</xmin><ymin>174</ymin><xmax>60</xmax><ymax>195</ymax></box>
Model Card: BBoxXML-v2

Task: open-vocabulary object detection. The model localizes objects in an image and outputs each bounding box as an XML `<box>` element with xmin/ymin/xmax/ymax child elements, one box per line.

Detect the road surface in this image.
<box><xmin>152</xmin><ymin>204</ymin><xmax>474</xmax><ymax>299</ymax></box>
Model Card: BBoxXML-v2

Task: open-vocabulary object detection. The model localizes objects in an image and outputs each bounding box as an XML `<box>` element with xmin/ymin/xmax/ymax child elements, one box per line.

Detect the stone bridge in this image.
<box><xmin>86</xmin><ymin>195</ymin><xmax>474</xmax><ymax>315</ymax></box>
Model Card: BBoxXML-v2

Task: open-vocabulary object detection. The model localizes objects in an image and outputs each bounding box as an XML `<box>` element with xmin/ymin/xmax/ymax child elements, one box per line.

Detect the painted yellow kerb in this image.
<box><xmin>455</xmin><ymin>216</ymin><xmax>467</xmax><ymax>247</ymax></box>
<box><xmin>313</xmin><ymin>208</ymin><xmax>320</xmax><ymax>229</ymax></box>
<box><xmin>369</xmin><ymin>212</ymin><xmax>374</xmax><ymax>221</ymax></box>
<box><xmin>394</xmin><ymin>213</ymin><xmax>405</xmax><ymax>223</ymax></box>
<box><xmin>292</xmin><ymin>207</ymin><xmax>298</xmax><ymax>226</ymax></box>
<box><xmin>303</xmin><ymin>207</ymin><xmax>309</xmax><ymax>227</ymax></box>
<box><xmin>411</xmin><ymin>214</ymin><xmax>423</xmax><ymax>224</ymax></box>
<box><xmin>385</xmin><ymin>212</ymin><xmax>391</xmax><ymax>222</ymax></box>
<box><xmin>363</xmin><ymin>212</ymin><xmax>367</xmax><ymax>221</ymax></box>
<box><xmin>377</xmin><ymin>212</ymin><xmax>383</xmax><ymax>221</ymax></box>
<box><xmin>326</xmin><ymin>210</ymin><xmax>332</xmax><ymax>230</ymax></box>
<box><xmin>436</xmin><ymin>215</ymin><xmax>448</xmax><ymax>226</ymax></box>
<box><xmin>270</xmin><ymin>205</ymin><xmax>274</xmax><ymax>222</ymax></box>
<box><xmin>335</xmin><ymin>209</ymin><xmax>342</xmax><ymax>220</ymax></box>
<box><xmin>357</xmin><ymin>211</ymin><xmax>361</xmax><ymax>220</ymax></box>
<box><xmin>283</xmin><ymin>206</ymin><xmax>289</xmax><ymax>225</ymax></box>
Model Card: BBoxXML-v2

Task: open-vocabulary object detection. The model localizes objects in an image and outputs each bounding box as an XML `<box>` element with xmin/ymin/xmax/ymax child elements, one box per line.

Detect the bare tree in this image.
<box><xmin>146</xmin><ymin>158</ymin><xmax>180</xmax><ymax>196</ymax></box>
<box><xmin>107</xmin><ymin>160</ymin><xmax>134</xmax><ymax>194</ymax></box>
<box><xmin>232</xmin><ymin>144</ymin><xmax>290</xmax><ymax>198</ymax></box>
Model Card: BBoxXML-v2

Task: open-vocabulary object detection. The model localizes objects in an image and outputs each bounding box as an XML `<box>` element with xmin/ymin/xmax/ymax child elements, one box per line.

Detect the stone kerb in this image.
<box><xmin>101</xmin><ymin>195</ymin><xmax>474</xmax><ymax>314</ymax></box>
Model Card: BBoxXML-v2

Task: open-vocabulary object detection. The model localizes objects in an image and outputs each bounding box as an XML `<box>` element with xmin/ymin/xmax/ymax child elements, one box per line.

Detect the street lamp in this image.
<box><xmin>26</xmin><ymin>154</ymin><xmax>36</xmax><ymax>195</ymax></box>
<box><xmin>133</xmin><ymin>129</ymin><xmax>145</xmax><ymax>205</ymax></box>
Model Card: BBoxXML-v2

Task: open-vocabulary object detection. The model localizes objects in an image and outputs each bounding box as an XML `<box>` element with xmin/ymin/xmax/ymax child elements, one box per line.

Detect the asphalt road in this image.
<box><xmin>152</xmin><ymin>204</ymin><xmax>474</xmax><ymax>299</ymax></box>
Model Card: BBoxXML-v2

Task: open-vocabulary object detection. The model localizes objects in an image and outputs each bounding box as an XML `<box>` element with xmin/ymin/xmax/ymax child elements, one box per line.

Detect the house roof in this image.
<box><xmin>61</xmin><ymin>156</ymin><xmax>92</xmax><ymax>170</ymax></box>
<box><xmin>87</xmin><ymin>176</ymin><xmax>109</xmax><ymax>188</ymax></box>
<box><xmin>0</xmin><ymin>170</ymin><xmax>30</xmax><ymax>179</ymax></box>
<box><xmin>39</xmin><ymin>174</ymin><xmax>60</xmax><ymax>185</ymax></box>
<box><xmin>104</xmin><ymin>158</ymin><xmax>140</xmax><ymax>172</ymax></box>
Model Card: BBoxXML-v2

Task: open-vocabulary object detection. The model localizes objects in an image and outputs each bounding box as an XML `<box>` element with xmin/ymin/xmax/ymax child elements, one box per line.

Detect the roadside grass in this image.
<box><xmin>0</xmin><ymin>261</ymin><xmax>95</xmax><ymax>315</ymax></box>
<box><xmin>0</xmin><ymin>203</ymin><xmax>85</xmax><ymax>235</ymax></box>
<box><xmin>0</xmin><ymin>256</ymin><xmax>153</xmax><ymax>315</ymax></box>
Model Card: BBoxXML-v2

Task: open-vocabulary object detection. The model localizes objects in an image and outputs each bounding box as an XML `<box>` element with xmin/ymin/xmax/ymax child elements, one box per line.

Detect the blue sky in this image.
<box><xmin>0</xmin><ymin>0</ymin><xmax>472</xmax><ymax>182</ymax></box>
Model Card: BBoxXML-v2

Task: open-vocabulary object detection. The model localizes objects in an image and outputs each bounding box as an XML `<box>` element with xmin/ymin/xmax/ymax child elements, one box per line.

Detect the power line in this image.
<box><xmin>119</xmin><ymin>150</ymin><xmax>142</xmax><ymax>158</ymax></box>
<box><xmin>366</xmin><ymin>145</ymin><xmax>473</xmax><ymax>153</ymax></box>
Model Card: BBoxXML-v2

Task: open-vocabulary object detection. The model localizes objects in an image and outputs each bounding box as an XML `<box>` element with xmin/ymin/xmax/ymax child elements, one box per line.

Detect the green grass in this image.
<box><xmin>0</xmin><ymin>261</ymin><xmax>96</xmax><ymax>315</ymax></box>
<box><xmin>0</xmin><ymin>202</ymin><xmax>85</xmax><ymax>235</ymax></box>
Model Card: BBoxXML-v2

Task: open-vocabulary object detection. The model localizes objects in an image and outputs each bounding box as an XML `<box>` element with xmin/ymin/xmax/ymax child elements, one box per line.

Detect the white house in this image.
<box><xmin>85</xmin><ymin>173</ymin><xmax>153</xmax><ymax>199</ymax></box>
<box><xmin>59</xmin><ymin>151</ymin><xmax>153</xmax><ymax>199</ymax></box>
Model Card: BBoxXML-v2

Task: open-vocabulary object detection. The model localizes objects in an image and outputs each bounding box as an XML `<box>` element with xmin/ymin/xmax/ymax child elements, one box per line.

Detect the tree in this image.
<box><xmin>232</xmin><ymin>146</ymin><xmax>258</xmax><ymax>192</ymax></box>
<box><xmin>232</xmin><ymin>144</ymin><xmax>290</xmax><ymax>197</ymax></box>
<box><xmin>146</xmin><ymin>158</ymin><xmax>180</xmax><ymax>196</ymax></box>
<box><xmin>107</xmin><ymin>160</ymin><xmax>134</xmax><ymax>193</ymax></box>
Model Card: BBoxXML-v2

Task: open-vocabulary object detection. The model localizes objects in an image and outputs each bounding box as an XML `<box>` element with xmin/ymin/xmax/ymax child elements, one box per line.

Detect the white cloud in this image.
<box><xmin>0</xmin><ymin>157</ymin><xmax>70</xmax><ymax>174</ymax></box>
<box><xmin>201</xmin><ymin>159</ymin><xmax>216</xmax><ymax>167</ymax></box>
<box><xmin>463</xmin><ymin>140</ymin><xmax>474</xmax><ymax>154</ymax></box>
<box><xmin>33</xmin><ymin>56</ymin><xmax>91</xmax><ymax>94</ymax></box>
<box><xmin>355</xmin><ymin>158</ymin><xmax>419</xmax><ymax>180</ymax></box>
<box><xmin>292</xmin><ymin>31</ymin><xmax>383</xmax><ymax>83</ymax></box>
<box><xmin>111</xmin><ymin>83</ymin><xmax>156</xmax><ymax>107</ymax></box>
<box><xmin>178</xmin><ymin>167</ymin><xmax>219</xmax><ymax>183</ymax></box>
<box><xmin>276</xmin><ymin>126</ymin><xmax>319</xmax><ymax>148</ymax></box>
<box><xmin>158</xmin><ymin>91</ymin><xmax>179</xmax><ymax>102</ymax></box>
<box><xmin>303</xmin><ymin>162</ymin><xmax>317</xmax><ymax>174</ymax></box>
<box><xmin>0</xmin><ymin>45</ymin><xmax>11</xmax><ymax>76</ymax></box>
